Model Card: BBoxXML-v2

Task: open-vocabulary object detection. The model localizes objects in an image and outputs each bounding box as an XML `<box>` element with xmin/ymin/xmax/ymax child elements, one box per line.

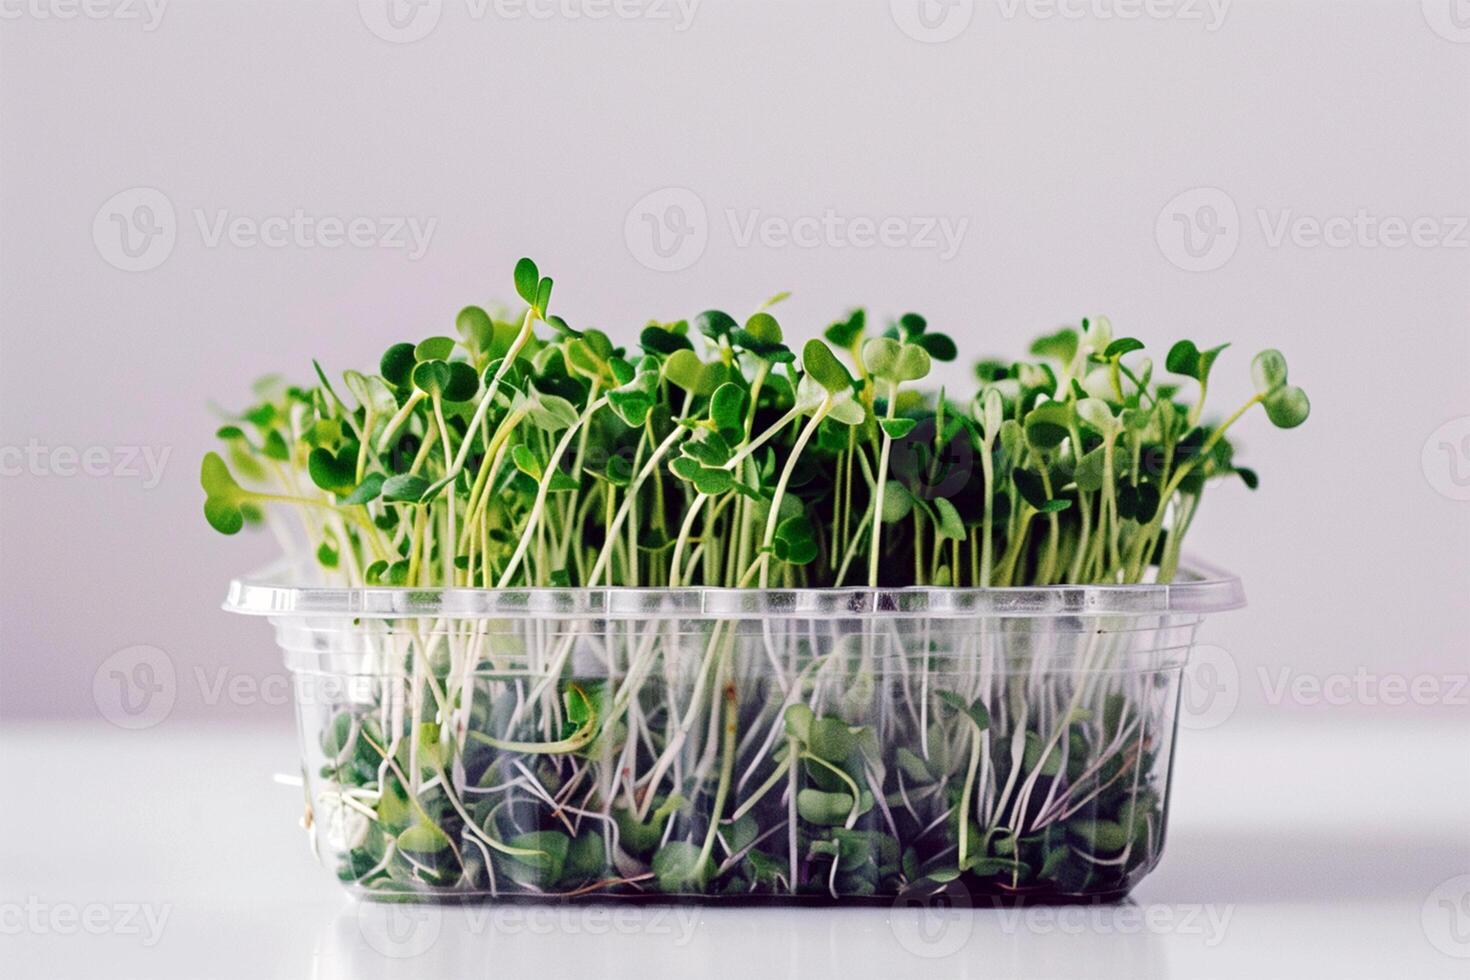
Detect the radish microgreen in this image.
<box><xmin>207</xmin><ymin>262</ymin><xmax>1307</xmax><ymax>900</ymax></box>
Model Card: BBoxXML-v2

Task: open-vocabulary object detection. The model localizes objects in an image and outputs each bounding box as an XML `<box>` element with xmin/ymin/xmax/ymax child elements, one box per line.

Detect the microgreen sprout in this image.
<box><xmin>208</xmin><ymin>263</ymin><xmax>1307</xmax><ymax>901</ymax></box>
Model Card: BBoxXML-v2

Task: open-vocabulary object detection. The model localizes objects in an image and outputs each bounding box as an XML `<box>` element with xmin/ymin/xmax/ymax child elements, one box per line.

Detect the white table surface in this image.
<box><xmin>3</xmin><ymin>716</ymin><xmax>1467</xmax><ymax>980</ymax></box>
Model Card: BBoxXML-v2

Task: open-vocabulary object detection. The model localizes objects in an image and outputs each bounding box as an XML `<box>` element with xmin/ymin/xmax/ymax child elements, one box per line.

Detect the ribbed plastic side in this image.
<box><xmin>225</xmin><ymin>557</ymin><xmax>1244</xmax><ymax>621</ymax></box>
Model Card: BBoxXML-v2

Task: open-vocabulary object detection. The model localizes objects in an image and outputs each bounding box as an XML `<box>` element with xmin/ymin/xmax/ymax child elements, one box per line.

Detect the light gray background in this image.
<box><xmin>1</xmin><ymin>0</ymin><xmax>1467</xmax><ymax>726</ymax></box>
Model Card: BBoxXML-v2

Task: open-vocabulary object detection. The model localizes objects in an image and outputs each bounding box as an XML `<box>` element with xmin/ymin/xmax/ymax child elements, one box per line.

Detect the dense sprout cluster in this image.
<box><xmin>202</xmin><ymin>258</ymin><xmax>1308</xmax><ymax>590</ymax></box>
<box><xmin>206</xmin><ymin>259</ymin><xmax>1308</xmax><ymax>902</ymax></box>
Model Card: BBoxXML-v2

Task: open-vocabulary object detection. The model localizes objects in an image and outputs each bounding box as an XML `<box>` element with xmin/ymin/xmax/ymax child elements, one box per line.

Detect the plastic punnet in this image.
<box><xmin>225</xmin><ymin>559</ymin><xmax>1243</xmax><ymax>904</ymax></box>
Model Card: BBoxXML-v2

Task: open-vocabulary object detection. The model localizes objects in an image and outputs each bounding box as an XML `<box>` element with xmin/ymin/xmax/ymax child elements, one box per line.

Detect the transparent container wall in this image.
<box><xmin>276</xmin><ymin>610</ymin><xmax>1203</xmax><ymax>904</ymax></box>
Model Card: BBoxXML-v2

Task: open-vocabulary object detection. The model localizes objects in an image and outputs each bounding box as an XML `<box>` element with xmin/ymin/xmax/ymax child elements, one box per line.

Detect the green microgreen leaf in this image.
<box><xmin>456</xmin><ymin>306</ymin><xmax>494</xmax><ymax>355</ymax></box>
<box><xmin>651</xmin><ymin>841</ymin><xmax>713</xmax><ymax>891</ymax></box>
<box><xmin>513</xmin><ymin>257</ymin><xmax>540</xmax><ymax>307</ymax></box>
<box><xmin>1030</xmin><ymin>328</ymin><xmax>1079</xmax><ymax>365</ymax></box>
<box><xmin>773</xmin><ymin>514</ymin><xmax>819</xmax><ymax>565</ymax></box>
<box><xmin>308</xmin><ymin>445</ymin><xmax>359</xmax><ymax>494</ymax></box>
<box><xmin>262</xmin><ymin>430</ymin><xmax>290</xmax><ymax>461</ymax></box>
<box><xmin>382</xmin><ymin>473</ymin><xmax>429</xmax><ymax>503</ymax></box>
<box><xmin>1167</xmin><ymin>340</ymin><xmax>1229</xmax><ymax>383</ymax></box>
<box><xmin>695</xmin><ymin>310</ymin><xmax>739</xmax><ymax>341</ymax></box>
<box><xmin>937</xmin><ymin>690</ymin><xmax>990</xmax><ymax>730</ymax></box>
<box><xmin>414</xmin><ymin>337</ymin><xmax>455</xmax><ymax>363</ymax></box>
<box><xmin>1012</xmin><ymin>467</ymin><xmax>1049</xmax><ymax>510</ymax></box>
<box><xmin>1103</xmin><ymin>337</ymin><xmax>1145</xmax><ymax>359</ymax></box>
<box><xmin>917</xmin><ymin>333</ymin><xmax>958</xmax><ymax>362</ymax></box>
<box><xmin>200</xmin><ymin>452</ymin><xmax>247</xmax><ymax>534</ymax></box>
<box><xmin>880</xmin><ymin>479</ymin><xmax>914</xmax><ymax>523</ymax></box>
<box><xmin>796</xmin><ymin>789</ymin><xmax>854</xmax><ymax>827</ymax></box>
<box><xmin>1263</xmin><ymin>384</ymin><xmax>1310</xmax><ymax>428</ymax></box>
<box><xmin>802</xmin><ymin>339</ymin><xmax>851</xmax><ymax>395</ymax></box>
<box><xmin>879</xmin><ymin>418</ymin><xmax>918</xmax><ymax>440</ymax></box>
<box><xmin>442</xmin><ymin>362</ymin><xmax>480</xmax><ymax>402</ymax></box>
<box><xmin>512</xmin><ymin>444</ymin><xmax>543</xmax><ymax>480</ymax></box>
<box><xmin>1251</xmin><ymin>348</ymin><xmax>1289</xmax><ymax>393</ymax></box>
<box><xmin>933</xmin><ymin>497</ymin><xmax>965</xmax><ymax>540</ymax></box>
<box><xmin>343</xmin><ymin>473</ymin><xmax>386</xmax><ymax>505</ymax></box>
<box><xmin>895</xmin><ymin>343</ymin><xmax>932</xmax><ymax>383</ymax></box>
<box><xmin>523</xmin><ymin>390</ymin><xmax>581</xmax><ymax>431</ymax></box>
<box><xmin>709</xmin><ymin>382</ymin><xmax>748</xmax><ymax>440</ymax></box>
<box><xmin>663</xmin><ymin>349</ymin><xmax>727</xmax><ymax>396</ymax></box>
<box><xmin>411</xmin><ymin>360</ymin><xmax>452</xmax><ymax>397</ymax></box>
<box><xmin>824</xmin><ymin>310</ymin><xmax>865</xmax><ymax>348</ymax></box>
<box><xmin>640</xmin><ymin>323</ymin><xmax>693</xmax><ymax>356</ymax></box>
<box><xmin>380</xmin><ymin>343</ymin><xmax>417</xmax><ymax>386</ymax></box>
<box><xmin>1023</xmin><ymin>402</ymin><xmax>1072</xmax><ymax>452</ymax></box>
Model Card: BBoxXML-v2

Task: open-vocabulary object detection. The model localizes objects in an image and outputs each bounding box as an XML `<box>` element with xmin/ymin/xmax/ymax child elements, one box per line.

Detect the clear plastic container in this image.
<box><xmin>225</xmin><ymin>560</ymin><xmax>1243</xmax><ymax>905</ymax></box>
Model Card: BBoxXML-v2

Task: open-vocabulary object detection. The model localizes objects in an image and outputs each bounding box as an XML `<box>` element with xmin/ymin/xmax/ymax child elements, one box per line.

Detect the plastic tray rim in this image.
<box><xmin>223</xmin><ymin>556</ymin><xmax>1245</xmax><ymax>620</ymax></box>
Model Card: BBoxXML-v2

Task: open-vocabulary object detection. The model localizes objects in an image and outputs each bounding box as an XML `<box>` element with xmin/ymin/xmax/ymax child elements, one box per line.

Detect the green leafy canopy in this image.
<box><xmin>204</xmin><ymin>259</ymin><xmax>1309</xmax><ymax>597</ymax></box>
